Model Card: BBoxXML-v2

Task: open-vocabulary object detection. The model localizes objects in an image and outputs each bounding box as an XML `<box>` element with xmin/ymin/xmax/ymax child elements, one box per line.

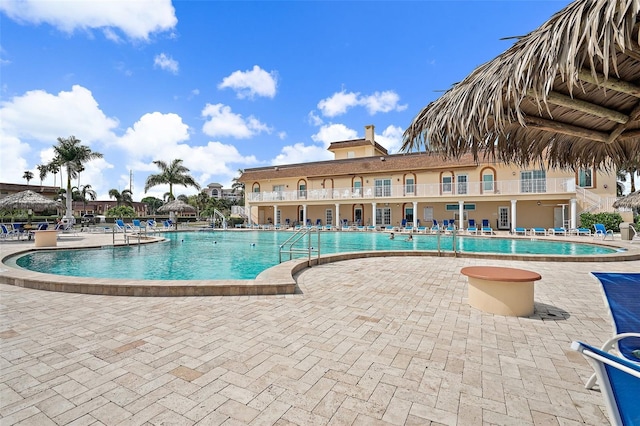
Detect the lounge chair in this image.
<box><xmin>530</xmin><ymin>227</ymin><xmax>547</xmax><ymax>236</ymax></box>
<box><xmin>594</xmin><ymin>223</ymin><xmax>614</xmax><ymax>240</ymax></box>
<box><xmin>547</xmin><ymin>227</ymin><xmax>567</xmax><ymax>236</ymax></box>
<box><xmin>131</xmin><ymin>219</ymin><xmax>144</xmax><ymax>231</ymax></box>
<box><xmin>416</xmin><ymin>226</ymin><xmax>427</xmax><ymax>234</ymax></box>
<box><xmin>571</xmin><ymin>341</ymin><xmax>640</xmax><ymax>426</ymax></box>
<box><xmin>115</xmin><ymin>219</ymin><xmax>133</xmax><ymax>233</ymax></box>
<box><xmin>514</xmin><ymin>227</ymin><xmax>527</xmax><ymax>235</ymax></box>
<box><xmin>430</xmin><ymin>220</ymin><xmax>440</xmax><ymax>234</ymax></box>
<box><xmin>569</xmin><ymin>227</ymin><xmax>591</xmax><ymax>236</ymax></box>
<box><xmin>0</xmin><ymin>224</ymin><xmax>20</xmax><ymax>240</ymax></box>
<box><xmin>481</xmin><ymin>219</ymin><xmax>493</xmax><ymax>235</ymax></box>
<box><xmin>584</xmin><ymin>272</ymin><xmax>640</xmax><ymax>390</ymax></box>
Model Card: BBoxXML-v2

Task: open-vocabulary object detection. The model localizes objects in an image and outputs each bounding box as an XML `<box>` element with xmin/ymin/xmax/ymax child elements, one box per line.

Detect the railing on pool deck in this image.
<box><xmin>279</xmin><ymin>227</ymin><xmax>321</xmax><ymax>263</ymax></box>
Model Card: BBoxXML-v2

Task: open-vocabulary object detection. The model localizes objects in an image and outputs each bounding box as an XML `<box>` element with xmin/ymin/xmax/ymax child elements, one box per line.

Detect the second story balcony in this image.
<box><xmin>247</xmin><ymin>178</ymin><xmax>576</xmax><ymax>203</ymax></box>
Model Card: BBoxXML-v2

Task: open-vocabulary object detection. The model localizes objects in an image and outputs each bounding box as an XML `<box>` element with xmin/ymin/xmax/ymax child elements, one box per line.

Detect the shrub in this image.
<box><xmin>579</xmin><ymin>212</ymin><xmax>624</xmax><ymax>232</ymax></box>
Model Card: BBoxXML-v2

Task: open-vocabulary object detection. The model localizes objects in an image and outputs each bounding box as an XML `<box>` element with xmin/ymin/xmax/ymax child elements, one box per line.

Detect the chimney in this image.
<box><xmin>365</xmin><ymin>125</ymin><xmax>375</xmax><ymax>145</ymax></box>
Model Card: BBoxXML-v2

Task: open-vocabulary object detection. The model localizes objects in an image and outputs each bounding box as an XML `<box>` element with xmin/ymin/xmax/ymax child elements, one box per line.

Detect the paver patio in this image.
<box><xmin>1</xmin><ymin>234</ymin><xmax>639</xmax><ymax>425</ymax></box>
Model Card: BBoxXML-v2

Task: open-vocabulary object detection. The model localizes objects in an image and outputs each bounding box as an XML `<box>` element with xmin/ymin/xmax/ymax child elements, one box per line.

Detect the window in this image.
<box><xmin>276</xmin><ymin>209</ymin><xmax>281</xmax><ymax>225</ymax></box>
<box><xmin>374</xmin><ymin>178</ymin><xmax>392</xmax><ymax>197</ymax></box>
<box><xmin>252</xmin><ymin>183</ymin><xmax>260</xmax><ymax>193</ymax></box>
<box><xmin>482</xmin><ymin>174</ymin><xmax>494</xmax><ymax>192</ymax></box>
<box><xmin>442</xmin><ymin>176</ymin><xmax>452</xmax><ymax>193</ymax></box>
<box><xmin>578</xmin><ymin>168</ymin><xmax>593</xmax><ymax>187</ymax></box>
<box><xmin>521</xmin><ymin>170</ymin><xmax>546</xmax><ymax>193</ymax></box>
<box><xmin>298</xmin><ymin>183</ymin><xmax>306</xmax><ymax>198</ymax></box>
<box><xmin>457</xmin><ymin>174</ymin><xmax>468</xmax><ymax>194</ymax></box>
<box><xmin>325</xmin><ymin>209</ymin><xmax>333</xmax><ymax>226</ymax></box>
<box><xmin>273</xmin><ymin>184</ymin><xmax>285</xmax><ymax>200</ymax></box>
<box><xmin>405</xmin><ymin>178</ymin><xmax>415</xmax><ymax>194</ymax></box>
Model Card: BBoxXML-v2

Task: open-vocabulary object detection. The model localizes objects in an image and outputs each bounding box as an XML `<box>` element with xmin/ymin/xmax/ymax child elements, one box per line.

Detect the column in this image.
<box><xmin>372</xmin><ymin>202</ymin><xmax>377</xmax><ymax>227</ymax></box>
<box><xmin>570</xmin><ymin>198</ymin><xmax>577</xmax><ymax>229</ymax></box>
<box><xmin>246</xmin><ymin>203</ymin><xmax>252</xmax><ymax>226</ymax></box>
<box><xmin>511</xmin><ymin>199</ymin><xmax>517</xmax><ymax>232</ymax></box>
<box><xmin>303</xmin><ymin>204</ymin><xmax>307</xmax><ymax>226</ymax></box>
<box><xmin>413</xmin><ymin>201</ymin><xmax>418</xmax><ymax>228</ymax></box>
<box><xmin>335</xmin><ymin>204</ymin><xmax>340</xmax><ymax>226</ymax></box>
<box><xmin>273</xmin><ymin>204</ymin><xmax>278</xmax><ymax>225</ymax></box>
<box><xmin>458</xmin><ymin>200</ymin><xmax>464</xmax><ymax>230</ymax></box>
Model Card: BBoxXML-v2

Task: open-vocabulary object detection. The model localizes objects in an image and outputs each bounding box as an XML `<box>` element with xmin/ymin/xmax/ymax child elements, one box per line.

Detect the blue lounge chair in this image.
<box><xmin>570</xmin><ymin>227</ymin><xmax>591</xmax><ymax>236</ymax></box>
<box><xmin>481</xmin><ymin>219</ymin><xmax>493</xmax><ymax>235</ymax></box>
<box><xmin>594</xmin><ymin>223</ymin><xmax>614</xmax><ymax>240</ymax></box>
<box><xmin>530</xmin><ymin>227</ymin><xmax>547</xmax><ymax>236</ymax></box>
<box><xmin>430</xmin><ymin>220</ymin><xmax>440</xmax><ymax>233</ymax></box>
<box><xmin>547</xmin><ymin>227</ymin><xmax>567</xmax><ymax>236</ymax></box>
<box><xmin>584</xmin><ymin>273</ymin><xmax>640</xmax><ymax>390</ymax></box>
<box><xmin>514</xmin><ymin>227</ymin><xmax>527</xmax><ymax>235</ymax></box>
<box><xmin>115</xmin><ymin>219</ymin><xmax>133</xmax><ymax>232</ymax></box>
<box><xmin>572</xmin><ymin>341</ymin><xmax>640</xmax><ymax>425</ymax></box>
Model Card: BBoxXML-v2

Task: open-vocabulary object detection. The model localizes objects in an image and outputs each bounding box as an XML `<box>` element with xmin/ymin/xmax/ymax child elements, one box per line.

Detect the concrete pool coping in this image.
<box><xmin>1</xmin><ymin>230</ymin><xmax>639</xmax><ymax>297</ymax></box>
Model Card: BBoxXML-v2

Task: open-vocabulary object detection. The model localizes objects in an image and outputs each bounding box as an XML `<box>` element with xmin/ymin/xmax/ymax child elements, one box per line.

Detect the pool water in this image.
<box><xmin>11</xmin><ymin>230</ymin><xmax>616</xmax><ymax>280</ymax></box>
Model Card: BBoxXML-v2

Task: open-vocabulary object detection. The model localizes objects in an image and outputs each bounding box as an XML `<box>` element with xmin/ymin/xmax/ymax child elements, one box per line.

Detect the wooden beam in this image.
<box><xmin>619</xmin><ymin>130</ymin><xmax>640</xmax><ymax>141</ymax></box>
<box><xmin>578</xmin><ymin>69</ymin><xmax>640</xmax><ymax>98</ymax></box>
<box><xmin>535</xmin><ymin>90</ymin><xmax>630</xmax><ymax>124</ymax></box>
<box><xmin>608</xmin><ymin>101</ymin><xmax>640</xmax><ymax>143</ymax></box>
<box><xmin>523</xmin><ymin>115</ymin><xmax>611</xmax><ymax>143</ymax></box>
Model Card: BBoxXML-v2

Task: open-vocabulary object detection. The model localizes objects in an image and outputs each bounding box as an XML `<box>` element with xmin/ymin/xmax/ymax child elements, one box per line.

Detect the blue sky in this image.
<box><xmin>0</xmin><ymin>0</ymin><xmax>572</xmax><ymax>201</ymax></box>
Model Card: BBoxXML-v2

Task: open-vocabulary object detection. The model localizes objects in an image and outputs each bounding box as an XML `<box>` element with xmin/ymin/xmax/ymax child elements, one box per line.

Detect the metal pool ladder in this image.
<box><xmin>279</xmin><ymin>227</ymin><xmax>321</xmax><ymax>263</ymax></box>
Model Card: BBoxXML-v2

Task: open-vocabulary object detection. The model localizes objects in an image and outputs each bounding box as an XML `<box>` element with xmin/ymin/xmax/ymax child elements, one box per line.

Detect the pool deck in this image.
<box><xmin>1</xmin><ymin>231</ymin><xmax>640</xmax><ymax>424</ymax></box>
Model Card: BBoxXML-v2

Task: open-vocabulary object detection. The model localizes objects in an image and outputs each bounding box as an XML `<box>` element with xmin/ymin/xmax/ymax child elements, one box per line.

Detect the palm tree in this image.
<box><xmin>108</xmin><ymin>189</ymin><xmax>133</xmax><ymax>207</ymax></box>
<box><xmin>49</xmin><ymin>136</ymin><xmax>103</xmax><ymax>220</ymax></box>
<box><xmin>78</xmin><ymin>184</ymin><xmax>97</xmax><ymax>214</ymax></box>
<box><xmin>144</xmin><ymin>159</ymin><xmax>201</xmax><ymax>201</ymax></box>
<box><xmin>231</xmin><ymin>169</ymin><xmax>245</xmax><ymax>195</ymax></box>
<box><xmin>36</xmin><ymin>164</ymin><xmax>48</xmax><ymax>190</ymax></box>
<box><xmin>23</xmin><ymin>171</ymin><xmax>34</xmax><ymax>186</ymax></box>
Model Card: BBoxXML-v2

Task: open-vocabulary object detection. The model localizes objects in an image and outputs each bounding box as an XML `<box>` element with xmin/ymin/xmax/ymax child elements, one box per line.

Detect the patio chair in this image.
<box><xmin>529</xmin><ymin>227</ymin><xmax>547</xmax><ymax>236</ymax></box>
<box><xmin>514</xmin><ymin>227</ymin><xmax>527</xmax><ymax>236</ymax></box>
<box><xmin>584</xmin><ymin>272</ymin><xmax>640</xmax><ymax>390</ymax></box>
<box><xmin>569</xmin><ymin>227</ymin><xmax>591</xmax><ymax>236</ymax></box>
<box><xmin>547</xmin><ymin>227</ymin><xmax>567</xmax><ymax>236</ymax></box>
<box><xmin>571</xmin><ymin>341</ymin><xmax>640</xmax><ymax>426</ymax></box>
<box><xmin>430</xmin><ymin>220</ymin><xmax>440</xmax><ymax>233</ymax></box>
<box><xmin>0</xmin><ymin>224</ymin><xmax>20</xmax><ymax>240</ymax></box>
<box><xmin>594</xmin><ymin>223</ymin><xmax>614</xmax><ymax>240</ymax></box>
<box><xmin>115</xmin><ymin>219</ymin><xmax>134</xmax><ymax>233</ymax></box>
<box><xmin>481</xmin><ymin>219</ymin><xmax>493</xmax><ymax>235</ymax></box>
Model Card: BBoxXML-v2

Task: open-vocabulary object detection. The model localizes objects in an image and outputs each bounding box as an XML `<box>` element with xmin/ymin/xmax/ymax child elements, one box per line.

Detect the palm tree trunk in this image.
<box><xmin>65</xmin><ymin>164</ymin><xmax>73</xmax><ymax>221</ymax></box>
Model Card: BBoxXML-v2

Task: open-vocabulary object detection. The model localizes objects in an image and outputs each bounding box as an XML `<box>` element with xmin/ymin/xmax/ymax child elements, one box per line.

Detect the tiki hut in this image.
<box><xmin>402</xmin><ymin>0</ymin><xmax>640</xmax><ymax>171</ymax></box>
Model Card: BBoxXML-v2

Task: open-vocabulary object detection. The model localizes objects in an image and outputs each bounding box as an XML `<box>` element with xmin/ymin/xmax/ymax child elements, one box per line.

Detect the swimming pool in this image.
<box><xmin>9</xmin><ymin>230</ymin><xmax>617</xmax><ymax>280</ymax></box>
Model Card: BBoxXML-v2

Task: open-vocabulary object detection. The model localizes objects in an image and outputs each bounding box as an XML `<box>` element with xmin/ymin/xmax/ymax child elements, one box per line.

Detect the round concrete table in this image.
<box><xmin>461</xmin><ymin>266</ymin><xmax>541</xmax><ymax>316</ymax></box>
<box><xmin>33</xmin><ymin>229</ymin><xmax>58</xmax><ymax>247</ymax></box>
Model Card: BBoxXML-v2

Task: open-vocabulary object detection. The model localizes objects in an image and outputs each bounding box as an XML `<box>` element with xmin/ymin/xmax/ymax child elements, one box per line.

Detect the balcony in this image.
<box><xmin>247</xmin><ymin>178</ymin><xmax>575</xmax><ymax>203</ymax></box>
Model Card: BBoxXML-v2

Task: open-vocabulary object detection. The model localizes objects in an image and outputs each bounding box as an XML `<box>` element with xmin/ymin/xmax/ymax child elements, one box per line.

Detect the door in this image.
<box><xmin>498</xmin><ymin>206</ymin><xmax>509</xmax><ymax>230</ymax></box>
<box><xmin>354</xmin><ymin>208</ymin><xmax>363</xmax><ymax>225</ymax></box>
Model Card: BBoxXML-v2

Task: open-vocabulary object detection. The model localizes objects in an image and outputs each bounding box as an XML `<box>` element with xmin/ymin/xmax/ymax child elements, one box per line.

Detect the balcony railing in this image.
<box><xmin>247</xmin><ymin>178</ymin><xmax>575</xmax><ymax>203</ymax></box>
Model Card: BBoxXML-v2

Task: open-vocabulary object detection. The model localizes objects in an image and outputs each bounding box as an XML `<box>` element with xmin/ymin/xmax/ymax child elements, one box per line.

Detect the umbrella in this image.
<box><xmin>402</xmin><ymin>0</ymin><xmax>640</xmax><ymax>170</ymax></box>
<box><xmin>157</xmin><ymin>199</ymin><xmax>196</xmax><ymax>214</ymax></box>
<box><xmin>0</xmin><ymin>190</ymin><xmax>63</xmax><ymax>212</ymax></box>
<box><xmin>613</xmin><ymin>191</ymin><xmax>640</xmax><ymax>209</ymax></box>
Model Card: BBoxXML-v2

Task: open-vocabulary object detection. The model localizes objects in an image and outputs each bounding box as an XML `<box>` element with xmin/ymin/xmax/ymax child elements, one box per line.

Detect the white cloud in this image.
<box><xmin>116</xmin><ymin>112</ymin><xmax>190</xmax><ymax>159</ymax></box>
<box><xmin>218</xmin><ymin>65</ymin><xmax>277</xmax><ymax>99</ymax></box>
<box><xmin>361</xmin><ymin>91</ymin><xmax>408</xmax><ymax>115</ymax></box>
<box><xmin>154</xmin><ymin>53</ymin><xmax>179</xmax><ymax>74</ymax></box>
<box><xmin>317</xmin><ymin>89</ymin><xmax>407</xmax><ymax>117</ymax></box>
<box><xmin>307</xmin><ymin>111</ymin><xmax>323</xmax><ymax>126</ymax></box>
<box><xmin>272</xmin><ymin>143</ymin><xmax>332</xmax><ymax>166</ymax></box>
<box><xmin>311</xmin><ymin>124</ymin><xmax>358</xmax><ymax>148</ymax></box>
<box><xmin>0</xmin><ymin>85</ymin><xmax>119</xmax><ymax>143</ymax></box>
<box><xmin>376</xmin><ymin>125</ymin><xmax>404</xmax><ymax>154</ymax></box>
<box><xmin>0</xmin><ymin>0</ymin><xmax>177</xmax><ymax>41</ymax></box>
<box><xmin>201</xmin><ymin>103</ymin><xmax>271</xmax><ymax>139</ymax></box>
<box><xmin>0</xmin><ymin>132</ymin><xmax>30</xmax><ymax>183</ymax></box>
<box><xmin>317</xmin><ymin>91</ymin><xmax>360</xmax><ymax>117</ymax></box>
<box><xmin>133</xmin><ymin>141</ymin><xmax>259</xmax><ymax>200</ymax></box>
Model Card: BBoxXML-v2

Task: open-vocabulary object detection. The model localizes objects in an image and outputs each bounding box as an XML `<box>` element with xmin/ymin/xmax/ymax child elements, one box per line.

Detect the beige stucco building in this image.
<box><xmin>239</xmin><ymin>125</ymin><xmax>617</xmax><ymax>231</ymax></box>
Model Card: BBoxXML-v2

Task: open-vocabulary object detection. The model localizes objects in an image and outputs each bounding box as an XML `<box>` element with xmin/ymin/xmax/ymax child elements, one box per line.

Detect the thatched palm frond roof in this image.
<box><xmin>613</xmin><ymin>190</ymin><xmax>640</xmax><ymax>208</ymax></box>
<box><xmin>402</xmin><ymin>0</ymin><xmax>640</xmax><ymax>170</ymax></box>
